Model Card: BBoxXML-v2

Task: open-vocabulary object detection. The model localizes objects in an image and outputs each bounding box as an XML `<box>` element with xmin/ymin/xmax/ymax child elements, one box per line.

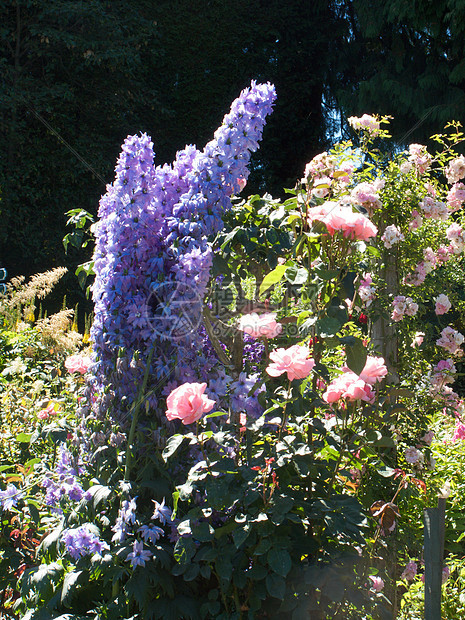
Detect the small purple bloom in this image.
<box><xmin>126</xmin><ymin>540</ymin><xmax>152</xmax><ymax>568</ymax></box>
<box><xmin>0</xmin><ymin>484</ymin><xmax>24</xmax><ymax>511</ymax></box>
<box><xmin>151</xmin><ymin>498</ymin><xmax>172</xmax><ymax>525</ymax></box>
<box><xmin>62</xmin><ymin>524</ymin><xmax>109</xmax><ymax>560</ymax></box>
<box><xmin>138</xmin><ymin>524</ymin><xmax>165</xmax><ymax>543</ymax></box>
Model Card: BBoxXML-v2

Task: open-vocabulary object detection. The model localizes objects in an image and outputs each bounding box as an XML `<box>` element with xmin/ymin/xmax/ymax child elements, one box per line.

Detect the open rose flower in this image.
<box><xmin>237</xmin><ymin>312</ymin><xmax>282</xmax><ymax>339</ymax></box>
<box><xmin>266</xmin><ymin>344</ymin><xmax>315</xmax><ymax>381</ymax></box>
<box><xmin>435</xmin><ymin>294</ymin><xmax>451</xmax><ymax>315</ymax></box>
<box><xmin>342</xmin><ymin>356</ymin><xmax>388</xmax><ymax>385</ymax></box>
<box><xmin>166</xmin><ymin>382</ymin><xmax>215</xmax><ymax>425</ymax></box>
<box><xmin>37</xmin><ymin>402</ymin><xmax>60</xmax><ymax>420</ymax></box>
<box><xmin>308</xmin><ymin>202</ymin><xmax>377</xmax><ymax>241</ymax></box>
<box><xmin>323</xmin><ymin>371</ymin><xmax>375</xmax><ymax>404</ymax></box>
<box><xmin>65</xmin><ymin>354</ymin><xmax>92</xmax><ymax>375</ymax></box>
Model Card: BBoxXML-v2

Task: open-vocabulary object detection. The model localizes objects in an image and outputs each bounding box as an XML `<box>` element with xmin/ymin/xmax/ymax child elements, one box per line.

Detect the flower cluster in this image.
<box><xmin>445</xmin><ymin>155</ymin><xmax>465</xmax><ymax>184</ymax></box>
<box><xmin>323</xmin><ymin>356</ymin><xmax>387</xmax><ymax>404</ymax></box>
<box><xmin>408</xmin><ymin>144</ymin><xmax>432</xmax><ymax>174</ymax></box>
<box><xmin>381</xmin><ymin>224</ymin><xmax>404</xmax><ymax>249</ymax></box>
<box><xmin>446</xmin><ymin>182</ymin><xmax>465</xmax><ymax>211</ymax></box>
<box><xmin>350</xmin><ymin>180</ymin><xmax>384</xmax><ymax>213</ymax></box>
<box><xmin>0</xmin><ymin>484</ymin><xmax>24</xmax><ymax>511</ymax></box>
<box><xmin>42</xmin><ymin>446</ymin><xmax>90</xmax><ymax>507</ymax></box>
<box><xmin>62</xmin><ymin>524</ymin><xmax>108</xmax><ymax>560</ymax></box>
<box><xmin>446</xmin><ymin>223</ymin><xmax>465</xmax><ymax>254</ymax></box>
<box><xmin>436</xmin><ymin>327</ymin><xmax>464</xmax><ymax>356</ymax></box>
<box><xmin>391</xmin><ymin>296</ymin><xmax>418</xmax><ymax>322</ymax></box>
<box><xmin>347</xmin><ymin>114</ymin><xmax>381</xmax><ymax>135</ymax></box>
<box><xmin>358</xmin><ymin>273</ymin><xmax>376</xmax><ymax>308</ymax></box>
<box><xmin>88</xmin><ymin>81</ymin><xmax>276</xmax><ymax>423</ymax></box>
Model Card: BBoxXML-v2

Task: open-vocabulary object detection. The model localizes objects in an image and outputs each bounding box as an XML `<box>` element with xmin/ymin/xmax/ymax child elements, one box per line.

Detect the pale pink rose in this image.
<box><xmin>435</xmin><ymin>294</ymin><xmax>451</xmax><ymax>316</ymax></box>
<box><xmin>420</xmin><ymin>430</ymin><xmax>435</xmax><ymax>446</ymax></box>
<box><xmin>347</xmin><ymin>114</ymin><xmax>380</xmax><ymax>135</ymax></box>
<box><xmin>445</xmin><ymin>155</ymin><xmax>465</xmax><ymax>184</ymax></box>
<box><xmin>368</xmin><ymin>575</ymin><xmax>384</xmax><ymax>592</ymax></box>
<box><xmin>237</xmin><ymin>177</ymin><xmax>247</xmax><ymax>192</ymax></box>
<box><xmin>37</xmin><ymin>402</ymin><xmax>59</xmax><ymax>420</ymax></box>
<box><xmin>358</xmin><ymin>356</ymin><xmax>388</xmax><ymax>385</ymax></box>
<box><xmin>308</xmin><ymin>202</ymin><xmax>377</xmax><ymax>241</ymax></box>
<box><xmin>437</xmin><ymin>326</ymin><xmax>464</xmax><ymax>356</ymax></box>
<box><xmin>166</xmin><ymin>382</ymin><xmax>215</xmax><ymax>425</ymax></box>
<box><xmin>381</xmin><ymin>224</ymin><xmax>404</xmax><ymax>249</ymax></box>
<box><xmin>323</xmin><ymin>371</ymin><xmax>375</xmax><ymax>404</ymax></box>
<box><xmin>447</xmin><ymin>182</ymin><xmax>465</xmax><ymax>211</ymax></box>
<box><xmin>65</xmin><ymin>354</ymin><xmax>92</xmax><ymax>375</ymax></box>
<box><xmin>266</xmin><ymin>344</ymin><xmax>315</xmax><ymax>381</ymax></box>
<box><xmin>405</xmin><ymin>446</ymin><xmax>423</xmax><ymax>465</ymax></box>
<box><xmin>237</xmin><ymin>312</ymin><xmax>282</xmax><ymax>339</ymax></box>
<box><xmin>401</xmin><ymin>561</ymin><xmax>418</xmax><ymax>581</ymax></box>
<box><xmin>413</xmin><ymin>332</ymin><xmax>425</xmax><ymax>347</ymax></box>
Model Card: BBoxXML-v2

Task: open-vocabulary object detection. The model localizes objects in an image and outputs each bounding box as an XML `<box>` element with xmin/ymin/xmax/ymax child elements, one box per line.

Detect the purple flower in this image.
<box><xmin>88</xmin><ymin>82</ymin><xmax>276</xmax><ymax>424</ymax></box>
<box><xmin>126</xmin><ymin>540</ymin><xmax>152</xmax><ymax>568</ymax></box>
<box><xmin>151</xmin><ymin>498</ymin><xmax>172</xmax><ymax>525</ymax></box>
<box><xmin>62</xmin><ymin>524</ymin><xmax>109</xmax><ymax>560</ymax></box>
<box><xmin>138</xmin><ymin>524</ymin><xmax>165</xmax><ymax>543</ymax></box>
<box><xmin>0</xmin><ymin>484</ymin><xmax>24</xmax><ymax>511</ymax></box>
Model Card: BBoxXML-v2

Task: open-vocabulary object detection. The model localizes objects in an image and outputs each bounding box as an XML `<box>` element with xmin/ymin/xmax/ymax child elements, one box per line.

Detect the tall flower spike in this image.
<box><xmin>87</xmin><ymin>81</ymin><xmax>276</xmax><ymax>425</ymax></box>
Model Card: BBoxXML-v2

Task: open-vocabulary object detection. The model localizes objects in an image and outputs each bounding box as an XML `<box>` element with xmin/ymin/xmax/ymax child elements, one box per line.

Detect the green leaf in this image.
<box><xmin>162</xmin><ymin>434</ymin><xmax>186</xmax><ymax>462</ymax></box>
<box><xmin>267</xmin><ymin>548</ymin><xmax>292</xmax><ymax>577</ymax></box>
<box><xmin>344</xmin><ymin>337</ymin><xmax>367</xmax><ymax>376</ymax></box>
<box><xmin>88</xmin><ymin>484</ymin><xmax>112</xmax><ymax>509</ymax></box>
<box><xmin>266</xmin><ymin>573</ymin><xmax>286</xmax><ymax>600</ymax></box>
<box><xmin>16</xmin><ymin>432</ymin><xmax>32</xmax><ymax>443</ymax></box>
<box><xmin>259</xmin><ymin>264</ymin><xmax>288</xmax><ymax>297</ymax></box>
<box><xmin>316</xmin><ymin>316</ymin><xmax>342</xmax><ymax>338</ymax></box>
<box><xmin>61</xmin><ymin>570</ymin><xmax>82</xmax><ymax>604</ymax></box>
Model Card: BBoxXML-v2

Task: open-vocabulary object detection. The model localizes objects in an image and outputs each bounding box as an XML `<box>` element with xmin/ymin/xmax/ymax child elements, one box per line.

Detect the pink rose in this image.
<box><xmin>347</xmin><ymin>356</ymin><xmax>388</xmax><ymax>385</ymax></box>
<box><xmin>166</xmin><ymin>382</ymin><xmax>215</xmax><ymax>425</ymax></box>
<box><xmin>368</xmin><ymin>575</ymin><xmax>384</xmax><ymax>592</ymax></box>
<box><xmin>435</xmin><ymin>294</ymin><xmax>451</xmax><ymax>316</ymax></box>
<box><xmin>266</xmin><ymin>344</ymin><xmax>315</xmax><ymax>381</ymax></box>
<box><xmin>65</xmin><ymin>354</ymin><xmax>92</xmax><ymax>375</ymax></box>
<box><xmin>237</xmin><ymin>312</ymin><xmax>282</xmax><ymax>339</ymax></box>
<box><xmin>323</xmin><ymin>371</ymin><xmax>375</xmax><ymax>404</ymax></box>
<box><xmin>37</xmin><ymin>402</ymin><xmax>59</xmax><ymax>420</ymax></box>
<box><xmin>308</xmin><ymin>203</ymin><xmax>377</xmax><ymax>241</ymax></box>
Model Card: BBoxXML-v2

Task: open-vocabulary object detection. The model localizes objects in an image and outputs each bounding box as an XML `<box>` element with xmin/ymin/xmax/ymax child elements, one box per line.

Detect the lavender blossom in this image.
<box><xmin>0</xmin><ymin>484</ymin><xmax>24</xmax><ymax>511</ymax></box>
<box><xmin>151</xmin><ymin>497</ymin><xmax>173</xmax><ymax>525</ymax></box>
<box><xmin>126</xmin><ymin>540</ymin><xmax>152</xmax><ymax>568</ymax></box>
<box><xmin>62</xmin><ymin>524</ymin><xmax>109</xmax><ymax>560</ymax></box>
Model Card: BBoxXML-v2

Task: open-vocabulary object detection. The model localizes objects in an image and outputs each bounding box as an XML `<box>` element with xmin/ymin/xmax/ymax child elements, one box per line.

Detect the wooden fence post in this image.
<box><xmin>424</xmin><ymin>498</ymin><xmax>446</xmax><ymax>620</ymax></box>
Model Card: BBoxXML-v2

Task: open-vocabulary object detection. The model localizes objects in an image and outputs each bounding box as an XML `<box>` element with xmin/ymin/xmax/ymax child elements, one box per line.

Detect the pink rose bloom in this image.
<box><xmin>445</xmin><ymin>155</ymin><xmax>465</xmax><ymax>184</ymax></box>
<box><xmin>437</xmin><ymin>326</ymin><xmax>464</xmax><ymax>356</ymax></box>
<box><xmin>447</xmin><ymin>182</ymin><xmax>465</xmax><ymax>211</ymax></box>
<box><xmin>453</xmin><ymin>420</ymin><xmax>465</xmax><ymax>441</ymax></box>
<box><xmin>409</xmin><ymin>209</ymin><xmax>423</xmax><ymax>230</ymax></box>
<box><xmin>413</xmin><ymin>332</ymin><xmax>425</xmax><ymax>347</ymax></box>
<box><xmin>323</xmin><ymin>371</ymin><xmax>375</xmax><ymax>404</ymax></box>
<box><xmin>408</xmin><ymin>144</ymin><xmax>431</xmax><ymax>174</ymax></box>
<box><xmin>368</xmin><ymin>575</ymin><xmax>384</xmax><ymax>592</ymax></box>
<box><xmin>237</xmin><ymin>312</ymin><xmax>282</xmax><ymax>339</ymax></box>
<box><xmin>347</xmin><ymin>114</ymin><xmax>380</xmax><ymax>135</ymax></box>
<box><xmin>420</xmin><ymin>430</ymin><xmax>435</xmax><ymax>446</ymax></box>
<box><xmin>405</xmin><ymin>446</ymin><xmax>423</xmax><ymax>465</ymax></box>
<box><xmin>358</xmin><ymin>356</ymin><xmax>388</xmax><ymax>385</ymax></box>
<box><xmin>37</xmin><ymin>402</ymin><xmax>59</xmax><ymax>420</ymax></box>
<box><xmin>435</xmin><ymin>294</ymin><xmax>452</xmax><ymax>315</ymax></box>
<box><xmin>166</xmin><ymin>382</ymin><xmax>215</xmax><ymax>425</ymax></box>
<box><xmin>266</xmin><ymin>344</ymin><xmax>315</xmax><ymax>381</ymax></box>
<box><xmin>309</xmin><ymin>203</ymin><xmax>377</xmax><ymax>240</ymax></box>
<box><xmin>401</xmin><ymin>561</ymin><xmax>418</xmax><ymax>581</ymax></box>
<box><xmin>65</xmin><ymin>354</ymin><xmax>92</xmax><ymax>375</ymax></box>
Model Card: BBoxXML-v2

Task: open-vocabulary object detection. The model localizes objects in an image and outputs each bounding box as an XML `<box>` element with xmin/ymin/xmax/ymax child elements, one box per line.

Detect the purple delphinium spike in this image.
<box><xmin>88</xmin><ymin>81</ymin><xmax>276</xmax><ymax>424</ymax></box>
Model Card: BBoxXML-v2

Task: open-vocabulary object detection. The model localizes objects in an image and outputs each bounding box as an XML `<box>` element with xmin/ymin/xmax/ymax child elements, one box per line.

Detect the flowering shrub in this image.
<box><xmin>4</xmin><ymin>98</ymin><xmax>465</xmax><ymax>619</ymax></box>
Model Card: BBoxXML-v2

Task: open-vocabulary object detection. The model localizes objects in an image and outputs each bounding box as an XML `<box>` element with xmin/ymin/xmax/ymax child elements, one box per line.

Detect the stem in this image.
<box><xmin>124</xmin><ymin>345</ymin><xmax>155</xmax><ymax>481</ymax></box>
